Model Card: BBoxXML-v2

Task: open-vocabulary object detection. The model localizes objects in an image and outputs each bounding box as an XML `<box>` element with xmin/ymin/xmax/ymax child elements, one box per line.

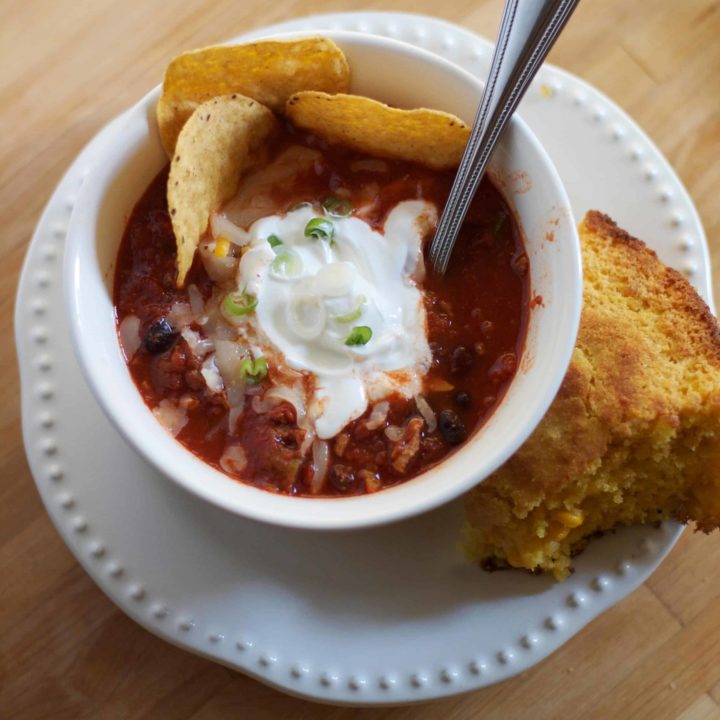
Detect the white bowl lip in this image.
<box><xmin>63</xmin><ymin>29</ymin><xmax>582</xmax><ymax>531</ymax></box>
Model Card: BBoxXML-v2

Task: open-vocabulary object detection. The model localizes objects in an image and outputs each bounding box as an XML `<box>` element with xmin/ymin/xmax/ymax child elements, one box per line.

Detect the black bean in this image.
<box><xmin>329</xmin><ymin>464</ymin><xmax>356</xmax><ymax>492</ymax></box>
<box><xmin>454</xmin><ymin>391</ymin><xmax>472</xmax><ymax>409</ymax></box>
<box><xmin>143</xmin><ymin>318</ymin><xmax>178</xmax><ymax>354</ymax></box>
<box><xmin>450</xmin><ymin>345</ymin><xmax>473</xmax><ymax>375</ymax></box>
<box><xmin>438</xmin><ymin>409</ymin><xmax>467</xmax><ymax>445</ymax></box>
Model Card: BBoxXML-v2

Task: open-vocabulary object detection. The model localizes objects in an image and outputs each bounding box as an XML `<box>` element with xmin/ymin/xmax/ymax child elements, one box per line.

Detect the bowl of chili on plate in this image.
<box><xmin>64</xmin><ymin>31</ymin><xmax>582</xmax><ymax>529</ymax></box>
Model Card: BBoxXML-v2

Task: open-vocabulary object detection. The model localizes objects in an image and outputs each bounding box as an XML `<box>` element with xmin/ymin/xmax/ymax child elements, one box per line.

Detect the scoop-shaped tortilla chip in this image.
<box><xmin>168</xmin><ymin>94</ymin><xmax>276</xmax><ymax>286</ymax></box>
<box><xmin>157</xmin><ymin>37</ymin><xmax>350</xmax><ymax>155</ymax></box>
<box><xmin>285</xmin><ymin>92</ymin><xmax>471</xmax><ymax>170</ymax></box>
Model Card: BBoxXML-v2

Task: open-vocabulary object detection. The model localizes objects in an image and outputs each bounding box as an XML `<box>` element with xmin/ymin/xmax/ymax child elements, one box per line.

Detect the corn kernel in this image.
<box><xmin>506</xmin><ymin>551</ymin><xmax>524</xmax><ymax>568</ymax></box>
<box><xmin>556</xmin><ymin>509</ymin><xmax>584</xmax><ymax>529</ymax></box>
<box><xmin>214</xmin><ymin>236</ymin><xmax>231</xmax><ymax>257</ymax></box>
<box><xmin>546</xmin><ymin>524</ymin><xmax>570</xmax><ymax>541</ymax></box>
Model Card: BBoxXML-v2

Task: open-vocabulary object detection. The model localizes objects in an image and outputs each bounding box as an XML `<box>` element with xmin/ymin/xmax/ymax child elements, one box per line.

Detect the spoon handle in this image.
<box><xmin>429</xmin><ymin>0</ymin><xmax>581</xmax><ymax>274</ymax></box>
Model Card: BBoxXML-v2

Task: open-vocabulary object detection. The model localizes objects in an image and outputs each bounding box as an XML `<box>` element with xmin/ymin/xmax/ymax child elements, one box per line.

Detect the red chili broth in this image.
<box><xmin>114</xmin><ymin>124</ymin><xmax>529</xmax><ymax>497</ymax></box>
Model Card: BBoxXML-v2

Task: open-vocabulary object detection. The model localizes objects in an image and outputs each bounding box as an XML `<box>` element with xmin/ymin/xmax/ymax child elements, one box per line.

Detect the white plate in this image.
<box><xmin>16</xmin><ymin>12</ymin><xmax>711</xmax><ymax>706</ymax></box>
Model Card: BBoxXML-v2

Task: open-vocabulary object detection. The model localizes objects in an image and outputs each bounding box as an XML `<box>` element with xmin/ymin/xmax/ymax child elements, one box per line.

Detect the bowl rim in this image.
<box><xmin>63</xmin><ymin>29</ymin><xmax>582</xmax><ymax>530</ymax></box>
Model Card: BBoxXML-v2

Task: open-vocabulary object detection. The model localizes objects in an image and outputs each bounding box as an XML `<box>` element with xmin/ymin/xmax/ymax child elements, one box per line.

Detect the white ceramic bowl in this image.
<box><xmin>64</xmin><ymin>30</ymin><xmax>581</xmax><ymax>530</ymax></box>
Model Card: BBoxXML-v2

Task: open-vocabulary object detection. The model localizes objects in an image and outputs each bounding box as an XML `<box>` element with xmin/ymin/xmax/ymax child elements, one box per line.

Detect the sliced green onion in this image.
<box><xmin>290</xmin><ymin>201</ymin><xmax>312</xmax><ymax>211</ymax></box>
<box><xmin>239</xmin><ymin>356</ymin><xmax>268</xmax><ymax>384</ymax></box>
<box><xmin>267</xmin><ymin>234</ymin><xmax>283</xmax><ymax>248</ymax></box>
<box><xmin>345</xmin><ymin>325</ymin><xmax>372</xmax><ymax>346</ymax></box>
<box><xmin>321</xmin><ymin>195</ymin><xmax>352</xmax><ymax>218</ymax></box>
<box><xmin>270</xmin><ymin>248</ymin><xmax>303</xmax><ymax>279</ymax></box>
<box><xmin>222</xmin><ymin>290</ymin><xmax>257</xmax><ymax>319</ymax></box>
<box><xmin>333</xmin><ymin>295</ymin><xmax>367</xmax><ymax>323</ymax></box>
<box><xmin>304</xmin><ymin>217</ymin><xmax>335</xmax><ymax>244</ymax></box>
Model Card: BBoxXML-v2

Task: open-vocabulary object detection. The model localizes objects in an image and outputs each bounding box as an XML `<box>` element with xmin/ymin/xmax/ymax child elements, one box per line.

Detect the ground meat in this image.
<box><xmin>268</xmin><ymin>404</ymin><xmax>296</xmax><ymax>426</ymax></box>
<box><xmin>359</xmin><ymin>469</ymin><xmax>382</xmax><ymax>493</ymax></box>
<box><xmin>179</xmin><ymin>395</ymin><xmax>199</xmax><ymax>411</ymax></box>
<box><xmin>274</xmin><ymin>426</ymin><xmax>304</xmax><ymax>450</ymax></box>
<box><xmin>150</xmin><ymin>344</ymin><xmax>191</xmax><ymax>393</ymax></box>
<box><xmin>390</xmin><ymin>417</ymin><xmax>424</xmax><ymax>474</ymax></box>
<box><xmin>334</xmin><ymin>432</ymin><xmax>350</xmax><ymax>457</ymax></box>
<box><xmin>329</xmin><ymin>464</ymin><xmax>356</xmax><ymax>492</ymax></box>
<box><xmin>184</xmin><ymin>369</ymin><xmax>205</xmax><ymax>391</ymax></box>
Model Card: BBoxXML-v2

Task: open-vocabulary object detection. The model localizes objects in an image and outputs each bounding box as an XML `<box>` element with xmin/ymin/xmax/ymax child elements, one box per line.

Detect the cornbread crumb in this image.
<box><xmin>464</xmin><ymin>211</ymin><xmax>720</xmax><ymax>580</ymax></box>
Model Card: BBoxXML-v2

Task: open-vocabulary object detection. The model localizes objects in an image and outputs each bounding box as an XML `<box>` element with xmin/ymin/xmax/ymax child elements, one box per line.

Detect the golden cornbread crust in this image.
<box><xmin>464</xmin><ymin>210</ymin><xmax>720</xmax><ymax>579</ymax></box>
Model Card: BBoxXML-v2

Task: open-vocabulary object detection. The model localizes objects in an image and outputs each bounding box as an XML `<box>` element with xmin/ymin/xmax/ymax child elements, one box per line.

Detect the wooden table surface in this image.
<box><xmin>3</xmin><ymin>1</ymin><xmax>720</xmax><ymax>718</ymax></box>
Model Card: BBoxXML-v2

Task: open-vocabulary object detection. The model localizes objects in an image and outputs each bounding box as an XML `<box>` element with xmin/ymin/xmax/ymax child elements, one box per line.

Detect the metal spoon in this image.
<box><xmin>428</xmin><ymin>0</ymin><xmax>581</xmax><ymax>274</ymax></box>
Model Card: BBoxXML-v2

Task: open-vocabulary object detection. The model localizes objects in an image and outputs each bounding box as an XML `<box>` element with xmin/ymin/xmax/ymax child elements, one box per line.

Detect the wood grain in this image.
<box><xmin>2</xmin><ymin>1</ymin><xmax>720</xmax><ymax>718</ymax></box>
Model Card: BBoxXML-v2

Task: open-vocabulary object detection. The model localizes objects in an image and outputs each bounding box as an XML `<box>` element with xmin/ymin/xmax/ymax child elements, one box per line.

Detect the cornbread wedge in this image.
<box><xmin>464</xmin><ymin>211</ymin><xmax>720</xmax><ymax>580</ymax></box>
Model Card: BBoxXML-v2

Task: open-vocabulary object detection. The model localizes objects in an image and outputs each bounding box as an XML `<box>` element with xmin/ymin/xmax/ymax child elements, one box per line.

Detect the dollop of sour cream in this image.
<box><xmin>233</xmin><ymin>202</ymin><xmax>436</xmax><ymax>439</ymax></box>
